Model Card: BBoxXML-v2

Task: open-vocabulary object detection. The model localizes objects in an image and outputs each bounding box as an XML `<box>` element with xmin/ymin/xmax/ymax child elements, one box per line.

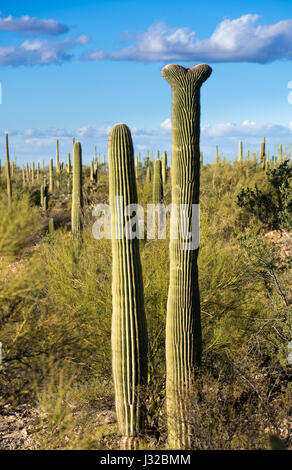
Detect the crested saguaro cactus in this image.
<box><xmin>5</xmin><ymin>133</ymin><xmax>12</xmax><ymax>207</ymax></box>
<box><xmin>108</xmin><ymin>124</ymin><xmax>148</xmax><ymax>448</ymax></box>
<box><xmin>162</xmin><ymin>64</ymin><xmax>212</xmax><ymax>449</ymax></box>
<box><xmin>71</xmin><ymin>142</ymin><xmax>83</xmax><ymax>239</ymax></box>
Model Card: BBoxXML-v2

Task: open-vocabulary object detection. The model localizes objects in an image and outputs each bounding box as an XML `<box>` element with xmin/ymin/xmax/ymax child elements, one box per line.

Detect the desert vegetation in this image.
<box><xmin>0</xmin><ymin>65</ymin><xmax>291</xmax><ymax>451</ymax></box>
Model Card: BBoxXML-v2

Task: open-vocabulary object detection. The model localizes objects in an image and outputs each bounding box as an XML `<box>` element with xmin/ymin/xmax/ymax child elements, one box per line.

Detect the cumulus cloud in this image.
<box><xmin>160</xmin><ymin>118</ymin><xmax>292</xmax><ymax>139</ymax></box>
<box><xmin>84</xmin><ymin>15</ymin><xmax>292</xmax><ymax>63</ymax></box>
<box><xmin>4</xmin><ymin>120</ymin><xmax>292</xmax><ymax>164</ymax></box>
<box><xmin>0</xmin><ymin>13</ymin><xmax>68</xmax><ymax>35</ymax></box>
<box><xmin>0</xmin><ymin>35</ymin><xmax>89</xmax><ymax>66</ymax></box>
<box><xmin>160</xmin><ymin>118</ymin><xmax>172</xmax><ymax>131</ymax></box>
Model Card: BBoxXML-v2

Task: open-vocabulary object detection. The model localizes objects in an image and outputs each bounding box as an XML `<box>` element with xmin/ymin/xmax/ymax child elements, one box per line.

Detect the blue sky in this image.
<box><xmin>1</xmin><ymin>0</ymin><xmax>292</xmax><ymax>164</ymax></box>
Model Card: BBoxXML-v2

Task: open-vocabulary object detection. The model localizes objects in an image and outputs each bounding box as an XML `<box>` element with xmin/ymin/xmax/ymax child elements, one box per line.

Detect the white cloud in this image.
<box><xmin>0</xmin><ymin>13</ymin><xmax>68</xmax><ymax>35</ymax></box>
<box><xmin>160</xmin><ymin>118</ymin><xmax>171</xmax><ymax>131</ymax></box>
<box><xmin>85</xmin><ymin>15</ymin><xmax>292</xmax><ymax>63</ymax></box>
<box><xmin>3</xmin><ymin>120</ymin><xmax>292</xmax><ymax>164</ymax></box>
<box><xmin>0</xmin><ymin>35</ymin><xmax>89</xmax><ymax>66</ymax></box>
<box><xmin>202</xmin><ymin>120</ymin><xmax>292</xmax><ymax>138</ymax></box>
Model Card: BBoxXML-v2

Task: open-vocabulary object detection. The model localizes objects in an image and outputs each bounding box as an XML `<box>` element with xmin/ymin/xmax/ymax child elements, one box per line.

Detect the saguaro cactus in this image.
<box><xmin>5</xmin><ymin>133</ymin><xmax>12</xmax><ymax>207</ymax></box>
<box><xmin>162</xmin><ymin>151</ymin><xmax>168</xmax><ymax>184</ymax></box>
<box><xmin>260</xmin><ymin>137</ymin><xmax>266</xmax><ymax>168</ymax></box>
<box><xmin>238</xmin><ymin>141</ymin><xmax>243</xmax><ymax>163</ymax></box>
<box><xmin>71</xmin><ymin>142</ymin><xmax>83</xmax><ymax>239</ymax></box>
<box><xmin>67</xmin><ymin>152</ymin><xmax>72</xmax><ymax>174</ymax></box>
<box><xmin>216</xmin><ymin>145</ymin><xmax>220</xmax><ymax>164</ymax></box>
<box><xmin>162</xmin><ymin>63</ymin><xmax>212</xmax><ymax>449</ymax></box>
<box><xmin>56</xmin><ymin>139</ymin><xmax>60</xmax><ymax>188</ymax></box>
<box><xmin>278</xmin><ymin>144</ymin><xmax>283</xmax><ymax>164</ymax></box>
<box><xmin>108</xmin><ymin>123</ymin><xmax>148</xmax><ymax>448</ymax></box>
<box><xmin>146</xmin><ymin>165</ymin><xmax>152</xmax><ymax>184</ymax></box>
<box><xmin>49</xmin><ymin>158</ymin><xmax>54</xmax><ymax>193</ymax></box>
<box><xmin>153</xmin><ymin>158</ymin><xmax>163</xmax><ymax>204</ymax></box>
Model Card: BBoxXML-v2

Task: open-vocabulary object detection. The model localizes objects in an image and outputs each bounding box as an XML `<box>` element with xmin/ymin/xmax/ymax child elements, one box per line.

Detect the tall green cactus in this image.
<box><xmin>90</xmin><ymin>160</ymin><xmax>95</xmax><ymax>182</ymax></box>
<box><xmin>37</xmin><ymin>162</ymin><xmax>40</xmax><ymax>183</ymax></box>
<box><xmin>108</xmin><ymin>123</ymin><xmax>148</xmax><ymax>448</ymax></box>
<box><xmin>162</xmin><ymin>151</ymin><xmax>168</xmax><ymax>184</ymax></box>
<box><xmin>153</xmin><ymin>158</ymin><xmax>163</xmax><ymax>204</ymax></box>
<box><xmin>216</xmin><ymin>145</ymin><xmax>220</xmax><ymax>164</ymax></box>
<box><xmin>5</xmin><ymin>133</ymin><xmax>12</xmax><ymax>207</ymax></box>
<box><xmin>67</xmin><ymin>152</ymin><xmax>72</xmax><ymax>173</ymax></box>
<box><xmin>56</xmin><ymin>139</ymin><xmax>60</xmax><ymax>188</ymax></box>
<box><xmin>49</xmin><ymin>158</ymin><xmax>54</xmax><ymax>193</ymax></box>
<box><xmin>146</xmin><ymin>165</ymin><xmax>152</xmax><ymax>184</ymax></box>
<box><xmin>238</xmin><ymin>141</ymin><xmax>243</xmax><ymax>163</ymax></box>
<box><xmin>71</xmin><ymin>142</ymin><xmax>83</xmax><ymax>239</ymax></box>
<box><xmin>32</xmin><ymin>162</ymin><xmax>35</xmax><ymax>185</ymax></box>
<box><xmin>162</xmin><ymin>63</ymin><xmax>212</xmax><ymax>449</ymax></box>
<box><xmin>278</xmin><ymin>144</ymin><xmax>283</xmax><ymax>164</ymax></box>
<box><xmin>260</xmin><ymin>137</ymin><xmax>266</xmax><ymax>168</ymax></box>
<box><xmin>22</xmin><ymin>164</ymin><xmax>26</xmax><ymax>187</ymax></box>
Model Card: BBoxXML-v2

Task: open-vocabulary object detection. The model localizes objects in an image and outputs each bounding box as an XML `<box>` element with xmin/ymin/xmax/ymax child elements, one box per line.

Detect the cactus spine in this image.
<box><xmin>108</xmin><ymin>124</ymin><xmax>148</xmax><ymax>448</ymax></box>
<box><xmin>71</xmin><ymin>142</ymin><xmax>83</xmax><ymax>239</ymax></box>
<box><xmin>5</xmin><ymin>133</ymin><xmax>12</xmax><ymax>207</ymax></box>
<box><xmin>153</xmin><ymin>158</ymin><xmax>163</xmax><ymax>204</ymax></box>
<box><xmin>162</xmin><ymin>64</ymin><xmax>212</xmax><ymax>449</ymax></box>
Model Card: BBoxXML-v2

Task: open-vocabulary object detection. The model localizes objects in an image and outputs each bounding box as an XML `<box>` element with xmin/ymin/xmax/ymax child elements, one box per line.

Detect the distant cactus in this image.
<box><xmin>32</xmin><ymin>162</ymin><xmax>35</xmax><ymax>185</ymax></box>
<box><xmin>260</xmin><ymin>137</ymin><xmax>266</xmax><ymax>168</ymax></box>
<box><xmin>22</xmin><ymin>165</ymin><xmax>26</xmax><ymax>187</ymax></box>
<box><xmin>94</xmin><ymin>160</ymin><xmax>98</xmax><ymax>183</ymax></box>
<box><xmin>67</xmin><ymin>152</ymin><xmax>72</xmax><ymax>173</ymax></box>
<box><xmin>216</xmin><ymin>145</ymin><xmax>220</xmax><ymax>164</ymax></box>
<box><xmin>71</xmin><ymin>142</ymin><xmax>83</xmax><ymax>239</ymax></box>
<box><xmin>56</xmin><ymin>139</ymin><xmax>60</xmax><ymax>188</ymax></box>
<box><xmin>278</xmin><ymin>144</ymin><xmax>283</xmax><ymax>164</ymax></box>
<box><xmin>49</xmin><ymin>217</ymin><xmax>55</xmax><ymax>234</ymax></box>
<box><xmin>238</xmin><ymin>141</ymin><xmax>243</xmax><ymax>163</ymax></box>
<box><xmin>90</xmin><ymin>160</ymin><xmax>95</xmax><ymax>182</ymax></box>
<box><xmin>5</xmin><ymin>133</ymin><xmax>12</xmax><ymax>207</ymax></box>
<box><xmin>41</xmin><ymin>177</ymin><xmax>48</xmax><ymax>210</ymax></box>
<box><xmin>146</xmin><ymin>165</ymin><xmax>152</xmax><ymax>183</ymax></box>
<box><xmin>153</xmin><ymin>158</ymin><xmax>163</xmax><ymax>204</ymax></box>
<box><xmin>162</xmin><ymin>63</ymin><xmax>212</xmax><ymax>449</ymax></box>
<box><xmin>108</xmin><ymin>123</ymin><xmax>148</xmax><ymax>448</ymax></box>
<box><xmin>37</xmin><ymin>162</ymin><xmax>40</xmax><ymax>183</ymax></box>
<box><xmin>162</xmin><ymin>151</ymin><xmax>168</xmax><ymax>184</ymax></box>
<box><xmin>49</xmin><ymin>158</ymin><xmax>54</xmax><ymax>193</ymax></box>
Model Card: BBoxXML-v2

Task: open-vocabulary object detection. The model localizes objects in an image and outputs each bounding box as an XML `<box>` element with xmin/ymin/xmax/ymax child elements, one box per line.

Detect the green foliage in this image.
<box><xmin>0</xmin><ymin>144</ymin><xmax>291</xmax><ymax>450</ymax></box>
<box><xmin>237</xmin><ymin>161</ymin><xmax>292</xmax><ymax>230</ymax></box>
